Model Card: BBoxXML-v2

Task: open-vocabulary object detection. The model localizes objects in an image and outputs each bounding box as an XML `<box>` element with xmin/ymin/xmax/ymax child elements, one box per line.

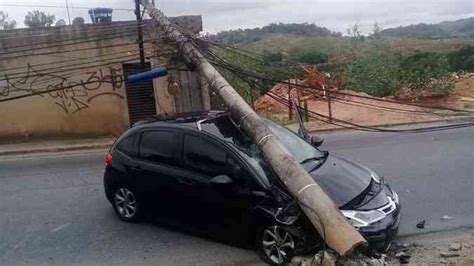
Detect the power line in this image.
<box><xmin>1</xmin><ymin>50</ymin><xmax>174</xmax><ymax>91</ymax></box>
<box><xmin>266</xmin><ymin>91</ymin><xmax>474</xmax><ymax>133</ymax></box>
<box><xmin>0</xmin><ymin>31</ymin><xmax>145</xmax><ymax>57</ymax></box>
<box><xmin>1</xmin><ymin>56</ymin><xmax>141</xmax><ymax>95</ymax></box>
<box><xmin>202</xmin><ymin>48</ymin><xmax>473</xmax><ymax>115</ymax></box>
<box><xmin>0</xmin><ymin>40</ymin><xmax>152</xmax><ymax>61</ymax></box>
<box><xmin>0</xmin><ymin>3</ymin><xmax>134</xmax><ymax>11</ymax></box>
<box><xmin>0</xmin><ymin>49</ymin><xmax>144</xmax><ymax>74</ymax></box>
<box><xmin>197</xmin><ymin>37</ymin><xmax>474</xmax><ymax>115</ymax></box>
<box><xmin>0</xmin><ymin>21</ymin><xmax>151</xmax><ymax>40</ymax></box>
<box><xmin>1</xmin><ymin>53</ymin><xmax>140</xmax><ymax>84</ymax></box>
<box><xmin>0</xmin><ymin>24</ymin><xmax>149</xmax><ymax>48</ymax></box>
<box><xmin>224</xmin><ymin>64</ymin><xmax>473</xmax><ymax>133</ymax></box>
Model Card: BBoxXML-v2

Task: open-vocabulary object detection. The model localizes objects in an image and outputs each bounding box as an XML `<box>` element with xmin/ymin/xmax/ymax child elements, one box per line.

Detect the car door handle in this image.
<box><xmin>178</xmin><ymin>178</ymin><xmax>195</xmax><ymax>186</ymax></box>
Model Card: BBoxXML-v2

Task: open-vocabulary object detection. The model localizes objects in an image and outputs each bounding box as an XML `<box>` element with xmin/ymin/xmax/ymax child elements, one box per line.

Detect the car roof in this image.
<box><xmin>132</xmin><ymin>110</ymin><xmax>229</xmax><ymax>131</ymax></box>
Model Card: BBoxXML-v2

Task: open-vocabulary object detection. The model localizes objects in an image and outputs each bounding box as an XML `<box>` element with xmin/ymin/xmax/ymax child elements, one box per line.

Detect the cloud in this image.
<box><xmin>1</xmin><ymin>0</ymin><xmax>473</xmax><ymax>34</ymax></box>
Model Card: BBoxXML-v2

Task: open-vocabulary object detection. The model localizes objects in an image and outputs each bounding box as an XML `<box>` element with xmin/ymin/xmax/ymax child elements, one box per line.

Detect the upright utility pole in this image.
<box><xmin>140</xmin><ymin>0</ymin><xmax>366</xmax><ymax>256</ymax></box>
<box><xmin>135</xmin><ymin>0</ymin><xmax>146</xmax><ymax>67</ymax></box>
<box><xmin>65</xmin><ymin>0</ymin><xmax>71</xmax><ymax>25</ymax></box>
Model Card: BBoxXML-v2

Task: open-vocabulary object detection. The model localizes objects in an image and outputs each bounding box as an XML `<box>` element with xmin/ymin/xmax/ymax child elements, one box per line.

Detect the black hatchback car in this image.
<box><xmin>104</xmin><ymin>111</ymin><xmax>401</xmax><ymax>264</ymax></box>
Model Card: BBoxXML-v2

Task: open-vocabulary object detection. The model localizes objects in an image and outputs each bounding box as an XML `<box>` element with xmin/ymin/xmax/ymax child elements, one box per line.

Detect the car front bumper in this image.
<box><xmin>359</xmin><ymin>203</ymin><xmax>402</xmax><ymax>252</ymax></box>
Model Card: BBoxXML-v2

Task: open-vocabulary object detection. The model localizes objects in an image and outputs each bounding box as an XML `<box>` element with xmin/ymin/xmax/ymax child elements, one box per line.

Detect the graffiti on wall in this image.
<box><xmin>0</xmin><ymin>64</ymin><xmax>125</xmax><ymax>114</ymax></box>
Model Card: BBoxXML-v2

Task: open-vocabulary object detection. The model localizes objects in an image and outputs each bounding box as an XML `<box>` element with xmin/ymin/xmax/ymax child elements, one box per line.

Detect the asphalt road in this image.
<box><xmin>1</xmin><ymin>126</ymin><xmax>473</xmax><ymax>265</ymax></box>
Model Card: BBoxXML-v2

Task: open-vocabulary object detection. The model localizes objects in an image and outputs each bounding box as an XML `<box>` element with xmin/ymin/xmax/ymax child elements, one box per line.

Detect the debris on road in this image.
<box><xmin>441</xmin><ymin>215</ymin><xmax>454</xmax><ymax>221</ymax></box>
<box><xmin>416</xmin><ymin>220</ymin><xmax>426</xmax><ymax>229</ymax></box>
<box><xmin>440</xmin><ymin>251</ymin><xmax>461</xmax><ymax>258</ymax></box>
<box><xmin>395</xmin><ymin>251</ymin><xmax>411</xmax><ymax>264</ymax></box>
<box><xmin>291</xmin><ymin>250</ymin><xmax>385</xmax><ymax>266</ymax></box>
<box><xmin>448</xmin><ymin>243</ymin><xmax>462</xmax><ymax>251</ymax></box>
<box><xmin>386</xmin><ymin>229</ymin><xmax>474</xmax><ymax>265</ymax></box>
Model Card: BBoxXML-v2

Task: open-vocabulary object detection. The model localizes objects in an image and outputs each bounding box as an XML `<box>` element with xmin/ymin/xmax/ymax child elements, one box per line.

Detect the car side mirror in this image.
<box><xmin>310</xmin><ymin>135</ymin><xmax>324</xmax><ymax>148</ymax></box>
<box><xmin>210</xmin><ymin>174</ymin><xmax>233</xmax><ymax>185</ymax></box>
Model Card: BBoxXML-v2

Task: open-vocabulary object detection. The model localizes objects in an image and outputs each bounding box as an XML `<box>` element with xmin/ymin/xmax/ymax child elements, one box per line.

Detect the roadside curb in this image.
<box><xmin>307</xmin><ymin>116</ymin><xmax>474</xmax><ymax>135</ymax></box>
<box><xmin>0</xmin><ymin>142</ymin><xmax>113</xmax><ymax>157</ymax></box>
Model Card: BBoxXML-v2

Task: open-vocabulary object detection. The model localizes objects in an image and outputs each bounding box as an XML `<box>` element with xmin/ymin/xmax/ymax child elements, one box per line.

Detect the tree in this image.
<box><xmin>371</xmin><ymin>22</ymin><xmax>382</xmax><ymax>40</ymax></box>
<box><xmin>0</xmin><ymin>11</ymin><xmax>17</xmax><ymax>30</ymax></box>
<box><xmin>55</xmin><ymin>19</ymin><xmax>66</xmax><ymax>26</ymax></box>
<box><xmin>72</xmin><ymin>17</ymin><xmax>85</xmax><ymax>26</ymax></box>
<box><xmin>24</xmin><ymin>10</ymin><xmax>55</xmax><ymax>28</ymax></box>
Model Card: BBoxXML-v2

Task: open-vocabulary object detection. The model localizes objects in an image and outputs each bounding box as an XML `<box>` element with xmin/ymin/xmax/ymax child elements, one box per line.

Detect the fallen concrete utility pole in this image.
<box><xmin>141</xmin><ymin>0</ymin><xmax>366</xmax><ymax>256</ymax></box>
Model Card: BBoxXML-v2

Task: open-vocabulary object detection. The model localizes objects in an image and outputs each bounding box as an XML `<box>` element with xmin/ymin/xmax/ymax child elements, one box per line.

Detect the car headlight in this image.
<box><xmin>391</xmin><ymin>190</ymin><xmax>399</xmax><ymax>204</ymax></box>
<box><xmin>370</xmin><ymin>171</ymin><xmax>381</xmax><ymax>183</ymax></box>
<box><xmin>341</xmin><ymin>209</ymin><xmax>386</xmax><ymax>228</ymax></box>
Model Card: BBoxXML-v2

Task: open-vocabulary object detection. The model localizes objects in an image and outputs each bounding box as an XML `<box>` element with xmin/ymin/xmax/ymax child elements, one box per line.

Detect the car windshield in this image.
<box><xmin>201</xmin><ymin>114</ymin><xmax>325</xmax><ymax>164</ymax></box>
<box><xmin>263</xmin><ymin>119</ymin><xmax>325</xmax><ymax>163</ymax></box>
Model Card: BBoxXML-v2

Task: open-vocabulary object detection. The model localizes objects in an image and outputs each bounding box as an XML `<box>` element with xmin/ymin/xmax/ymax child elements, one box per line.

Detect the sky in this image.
<box><xmin>0</xmin><ymin>0</ymin><xmax>473</xmax><ymax>34</ymax></box>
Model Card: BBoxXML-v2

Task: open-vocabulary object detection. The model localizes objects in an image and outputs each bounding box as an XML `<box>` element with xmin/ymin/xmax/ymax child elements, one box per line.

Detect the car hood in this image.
<box><xmin>306</xmin><ymin>154</ymin><xmax>373</xmax><ymax>207</ymax></box>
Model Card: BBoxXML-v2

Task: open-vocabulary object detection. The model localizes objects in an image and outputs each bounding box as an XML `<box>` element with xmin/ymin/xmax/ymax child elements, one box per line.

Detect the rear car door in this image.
<box><xmin>133</xmin><ymin>129</ymin><xmax>182</xmax><ymax>216</ymax></box>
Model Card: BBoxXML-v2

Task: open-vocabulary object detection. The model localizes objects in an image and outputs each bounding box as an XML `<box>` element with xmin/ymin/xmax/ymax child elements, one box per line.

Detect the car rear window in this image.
<box><xmin>116</xmin><ymin>133</ymin><xmax>138</xmax><ymax>157</ymax></box>
<box><xmin>139</xmin><ymin>131</ymin><xmax>178</xmax><ymax>166</ymax></box>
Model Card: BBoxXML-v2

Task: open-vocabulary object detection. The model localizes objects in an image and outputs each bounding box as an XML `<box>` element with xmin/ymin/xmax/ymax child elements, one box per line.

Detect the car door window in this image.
<box><xmin>139</xmin><ymin>130</ymin><xmax>178</xmax><ymax>166</ymax></box>
<box><xmin>183</xmin><ymin>135</ymin><xmax>234</xmax><ymax>179</ymax></box>
<box><xmin>116</xmin><ymin>133</ymin><xmax>138</xmax><ymax>157</ymax></box>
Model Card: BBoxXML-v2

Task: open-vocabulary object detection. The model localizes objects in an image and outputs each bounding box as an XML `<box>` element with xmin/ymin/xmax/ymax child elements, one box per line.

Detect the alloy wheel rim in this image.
<box><xmin>262</xmin><ymin>225</ymin><xmax>295</xmax><ymax>264</ymax></box>
<box><xmin>114</xmin><ymin>188</ymin><xmax>137</xmax><ymax>218</ymax></box>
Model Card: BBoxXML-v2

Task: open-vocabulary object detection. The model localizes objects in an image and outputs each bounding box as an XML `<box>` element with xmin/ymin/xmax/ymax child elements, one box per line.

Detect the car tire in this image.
<box><xmin>256</xmin><ymin>224</ymin><xmax>298</xmax><ymax>265</ymax></box>
<box><xmin>112</xmin><ymin>185</ymin><xmax>144</xmax><ymax>223</ymax></box>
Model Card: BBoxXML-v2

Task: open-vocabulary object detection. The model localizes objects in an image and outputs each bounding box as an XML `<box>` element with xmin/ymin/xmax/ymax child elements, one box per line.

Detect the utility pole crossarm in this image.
<box><xmin>140</xmin><ymin>0</ymin><xmax>367</xmax><ymax>256</ymax></box>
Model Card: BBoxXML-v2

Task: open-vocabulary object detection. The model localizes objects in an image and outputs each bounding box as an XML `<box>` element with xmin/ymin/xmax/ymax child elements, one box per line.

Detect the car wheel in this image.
<box><xmin>256</xmin><ymin>225</ymin><xmax>297</xmax><ymax>265</ymax></box>
<box><xmin>112</xmin><ymin>186</ymin><xmax>144</xmax><ymax>223</ymax></box>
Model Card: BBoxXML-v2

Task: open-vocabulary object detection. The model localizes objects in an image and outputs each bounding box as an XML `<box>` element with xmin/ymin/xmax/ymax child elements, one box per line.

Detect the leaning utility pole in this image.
<box><xmin>140</xmin><ymin>0</ymin><xmax>366</xmax><ymax>256</ymax></box>
<box><xmin>135</xmin><ymin>0</ymin><xmax>146</xmax><ymax>67</ymax></box>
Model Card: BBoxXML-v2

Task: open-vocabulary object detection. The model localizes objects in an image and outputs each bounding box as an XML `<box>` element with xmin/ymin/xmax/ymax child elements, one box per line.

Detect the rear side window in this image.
<box><xmin>139</xmin><ymin>131</ymin><xmax>178</xmax><ymax>166</ymax></box>
<box><xmin>116</xmin><ymin>133</ymin><xmax>138</xmax><ymax>157</ymax></box>
<box><xmin>183</xmin><ymin>135</ymin><xmax>231</xmax><ymax>178</ymax></box>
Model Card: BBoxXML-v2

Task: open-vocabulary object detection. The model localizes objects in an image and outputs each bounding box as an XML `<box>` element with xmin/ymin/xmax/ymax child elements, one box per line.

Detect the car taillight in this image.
<box><xmin>105</xmin><ymin>153</ymin><xmax>113</xmax><ymax>167</ymax></box>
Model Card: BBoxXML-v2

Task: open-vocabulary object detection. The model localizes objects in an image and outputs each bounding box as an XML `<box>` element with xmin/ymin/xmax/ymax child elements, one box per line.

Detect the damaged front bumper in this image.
<box><xmin>359</xmin><ymin>202</ymin><xmax>402</xmax><ymax>252</ymax></box>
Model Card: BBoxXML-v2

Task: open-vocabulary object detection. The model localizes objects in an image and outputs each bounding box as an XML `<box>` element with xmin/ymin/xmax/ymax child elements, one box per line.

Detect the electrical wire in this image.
<box><xmin>1</xmin><ymin>56</ymin><xmax>141</xmax><ymax>95</ymax></box>
<box><xmin>217</xmin><ymin>56</ymin><xmax>474</xmax><ymax>133</ymax></box>
<box><xmin>0</xmin><ymin>40</ymin><xmax>152</xmax><ymax>61</ymax></box>
<box><xmin>0</xmin><ymin>25</ymin><xmax>151</xmax><ymax>52</ymax></box>
<box><xmin>197</xmin><ymin>37</ymin><xmax>474</xmax><ymax>115</ymax></box>
<box><xmin>0</xmin><ymin>32</ymin><xmax>146</xmax><ymax>57</ymax></box>
<box><xmin>0</xmin><ymin>23</ymin><xmax>152</xmax><ymax>42</ymax></box>
<box><xmin>0</xmin><ymin>3</ymin><xmax>134</xmax><ymax>11</ymax></box>
<box><xmin>202</xmin><ymin>48</ymin><xmax>474</xmax><ymax>115</ymax></box>
<box><xmin>0</xmin><ymin>49</ymin><xmax>145</xmax><ymax>74</ymax></box>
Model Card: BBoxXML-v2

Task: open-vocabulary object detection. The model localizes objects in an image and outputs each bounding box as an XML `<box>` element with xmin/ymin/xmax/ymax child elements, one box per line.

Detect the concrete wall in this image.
<box><xmin>0</xmin><ymin>17</ymin><xmax>203</xmax><ymax>140</ymax></box>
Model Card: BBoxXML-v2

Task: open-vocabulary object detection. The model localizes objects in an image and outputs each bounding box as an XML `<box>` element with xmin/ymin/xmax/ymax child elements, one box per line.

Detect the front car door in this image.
<box><xmin>174</xmin><ymin>132</ymin><xmax>263</xmax><ymax>238</ymax></box>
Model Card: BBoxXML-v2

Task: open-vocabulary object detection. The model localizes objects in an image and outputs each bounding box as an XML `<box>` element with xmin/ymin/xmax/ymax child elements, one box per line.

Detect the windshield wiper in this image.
<box><xmin>300</xmin><ymin>151</ymin><xmax>329</xmax><ymax>165</ymax></box>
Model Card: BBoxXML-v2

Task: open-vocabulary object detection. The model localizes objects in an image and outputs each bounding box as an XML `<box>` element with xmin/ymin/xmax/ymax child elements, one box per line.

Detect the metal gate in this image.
<box><xmin>122</xmin><ymin>63</ymin><xmax>157</xmax><ymax>125</ymax></box>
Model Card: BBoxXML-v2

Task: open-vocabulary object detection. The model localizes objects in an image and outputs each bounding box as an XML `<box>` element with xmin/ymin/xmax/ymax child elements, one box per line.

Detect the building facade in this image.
<box><xmin>0</xmin><ymin>16</ymin><xmax>209</xmax><ymax>141</ymax></box>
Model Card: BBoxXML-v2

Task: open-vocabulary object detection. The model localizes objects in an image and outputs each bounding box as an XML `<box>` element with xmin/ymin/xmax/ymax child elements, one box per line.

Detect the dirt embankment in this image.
<box><xmin>254</xmin><ymin>73</ymin><xmax>474</xmax><ymax>130</ymax></box>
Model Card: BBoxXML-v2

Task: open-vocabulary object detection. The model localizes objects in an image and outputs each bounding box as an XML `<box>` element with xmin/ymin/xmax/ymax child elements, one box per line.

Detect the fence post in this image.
<box><xmin>326</xmin><ymin>85</ymin><xmax>333</xmax><ymax>122</ymax></box>
<box><xmin>288</xmin><ymin>83</ymin><xmax>293</xmax><ymax>120</ymax></box>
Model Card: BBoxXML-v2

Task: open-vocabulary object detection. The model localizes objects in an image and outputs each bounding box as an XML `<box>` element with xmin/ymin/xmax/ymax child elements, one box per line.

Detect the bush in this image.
<box><xmin>400</xmin><ymin>51</ymin><xmax>453</xmax><ymax>93</ymax></box>
<box><xmin>447</xmin><ymin>45</ymin><xmax>474</xmax><ymax>72</ymax></box>
<box><xmin>297</xmin><ymin>50</ymin><xmax>328</xmax><ymax>64</ymax></box>
<box><xmin>343</xmin><ymin>40</ymin><xmax>454</xmax><ymax>96</ymax></box>
<box><xmin>344</xmin><ymin>43</ymin><xmax>402</xmax><ymax>96</ymax></box>
<box><xmin>262</xmin><ymin>50</ymin><xmax>283</xmax><ymax>64</ymax></box>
